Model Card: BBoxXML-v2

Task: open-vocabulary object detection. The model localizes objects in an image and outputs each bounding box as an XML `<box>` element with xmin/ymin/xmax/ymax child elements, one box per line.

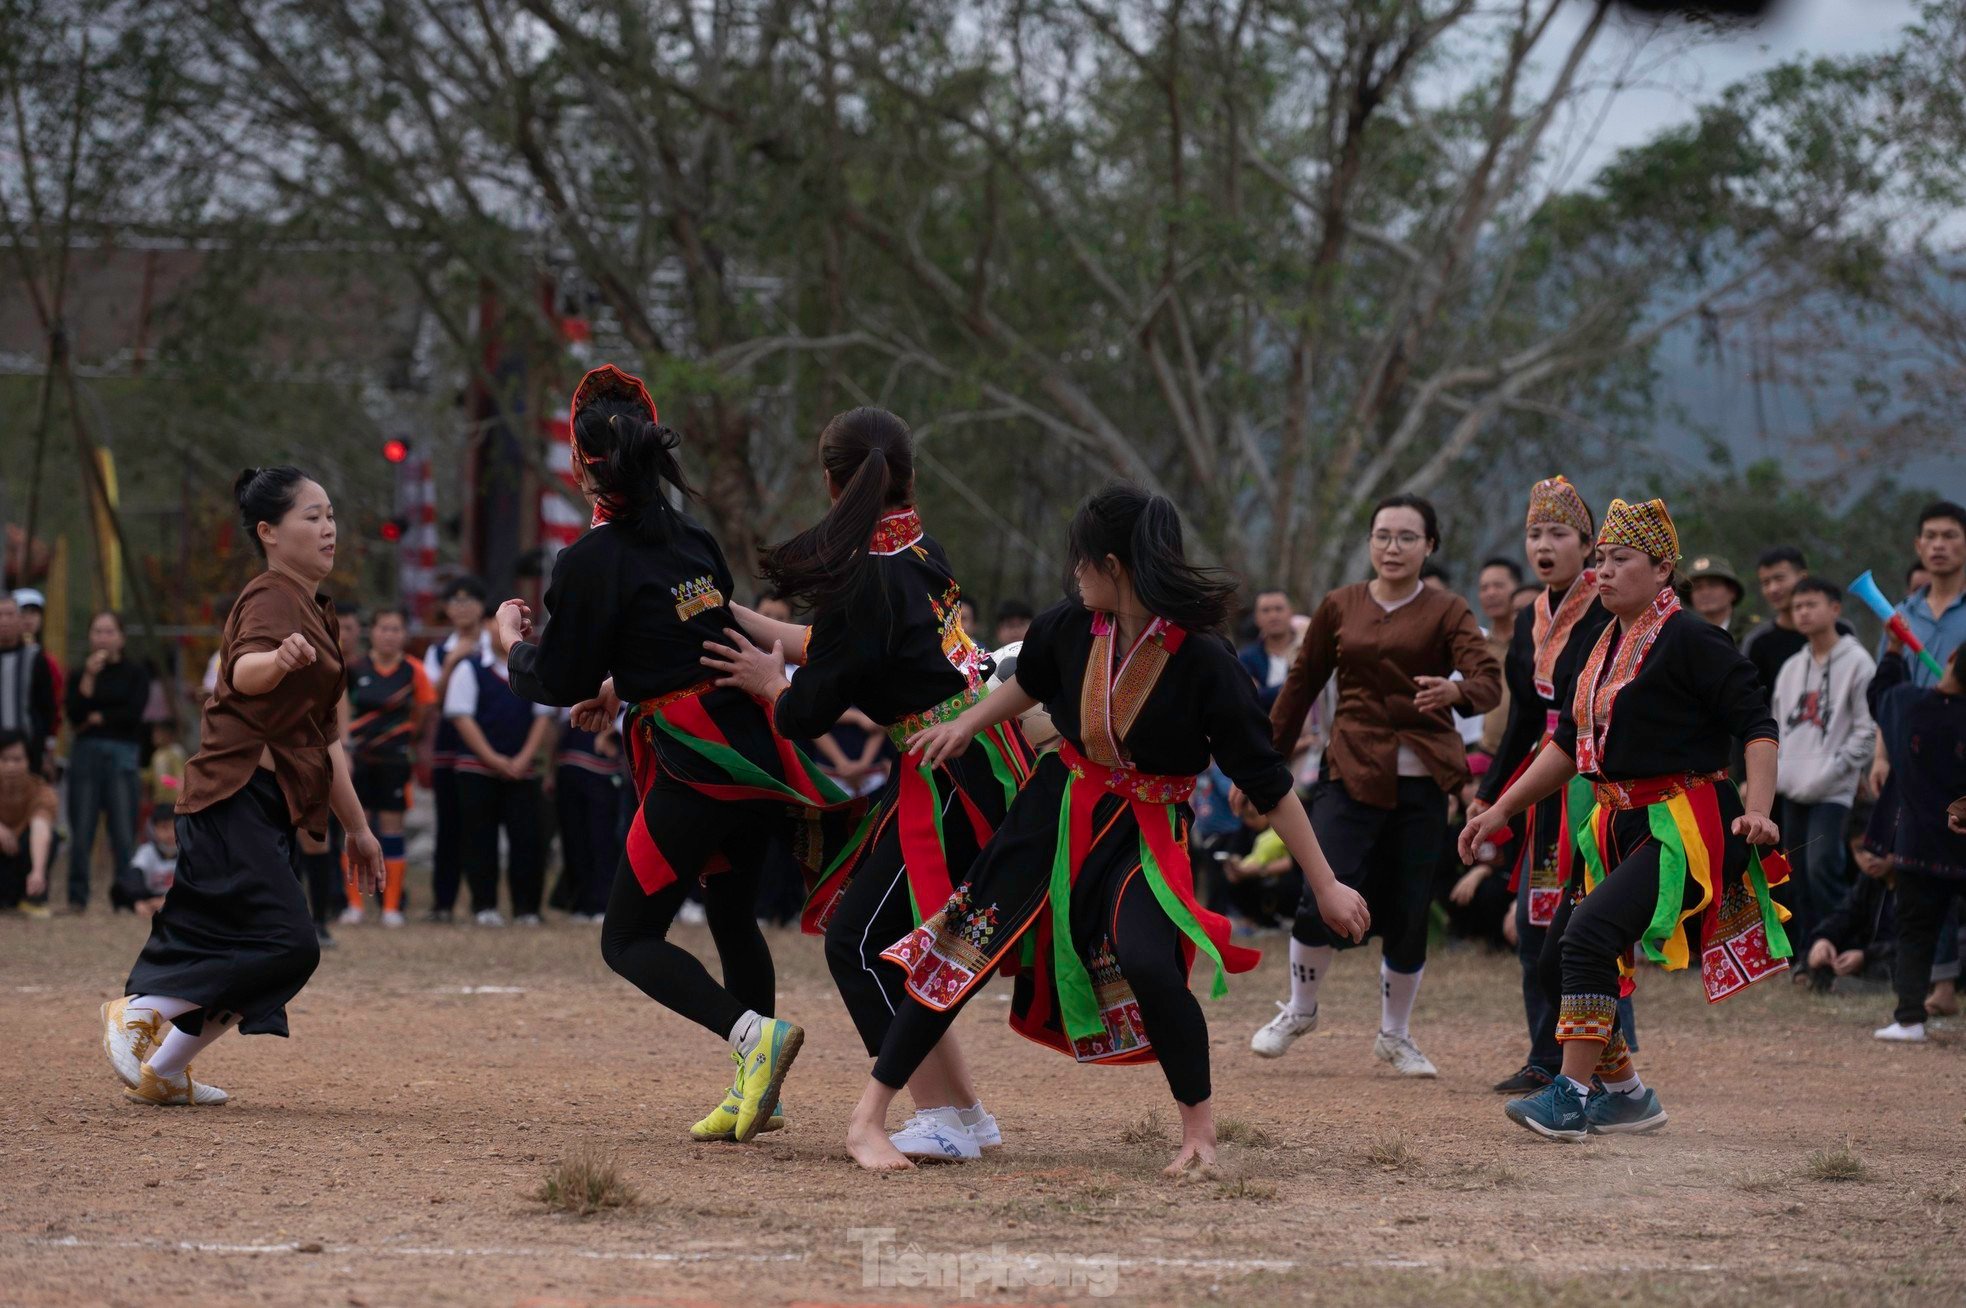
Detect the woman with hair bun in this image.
<box><xmin>840</xmin><ymin>483</ymin><xmax>1368</xmax><ymax>1174</ymax></box>
<box><xmin>491</xmin><ymin>365</ymin><xmax>861</xmax><ymax>1145</ymax></box>
<box><xmin>101</xmin><ymin>467</ymin><xmax>384</xmax><ymax>1107</ymax></box>
<box><xmin>1250</xmin><ymin>493</ymin><xmax>1501</xmax><ymax>1079</ymax></box>
<box><xmin>701</xmin><ymin>406</ymin><xmax>1034</xmax><ymax>1163</ymax></box>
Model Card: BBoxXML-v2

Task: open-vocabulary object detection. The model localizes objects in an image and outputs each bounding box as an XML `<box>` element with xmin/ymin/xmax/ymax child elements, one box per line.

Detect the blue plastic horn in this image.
<box><xmin>1846</xmin><ymin>570</ymin><xmax>1895</xmax><ymax>622</ymax></box>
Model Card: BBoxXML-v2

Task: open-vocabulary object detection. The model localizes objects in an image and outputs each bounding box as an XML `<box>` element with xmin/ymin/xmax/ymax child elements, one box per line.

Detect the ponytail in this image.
<box><xmin>759</xmin><ymin>407</ymin><xmax>914</xmax><ymax>614</ymax></box>
<box><xmin>1065</xmin><ymin>483</ymin><xmax>1236</xmax><ymax>632</ymax></box>
<box><xmin>571</xmin><ymin>399</ymin><xmax>695</xmax><ymax>540</ymax></box>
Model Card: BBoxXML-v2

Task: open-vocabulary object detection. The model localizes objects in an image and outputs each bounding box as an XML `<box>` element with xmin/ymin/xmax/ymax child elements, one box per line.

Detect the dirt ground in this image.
<box><xmin>2</xmin><ymin>908</ymin><xmax>1959</xmax><ymax>1307</ymax></box>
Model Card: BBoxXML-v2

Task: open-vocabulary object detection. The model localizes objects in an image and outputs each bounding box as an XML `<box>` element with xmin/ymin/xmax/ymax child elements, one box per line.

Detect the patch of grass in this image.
<box><xmin>1365</xmin><ymin>1133</ymin><xmax>1419</xmax><ymax>1171</ymax></box>
<box><xmin>1216</xmin><ymin>1118</ymin><xmax>1279</xmax><ymax>1148</ymax></box>
<box><xmin>1802</xmin><ymin>1144</ymin><xmax>1871</xmax><ymax>1184</ymax></box>
<box><xmin>1733</xmin><ymin>1172</ymin><xmax>1784</xmax><ymax>1195</ymax></box>
<box><xmin>1927</xmin><ymin>1183</ymin><xmax>1962</xmax><ymax>1207</ymax></box>
<box><xmin>1118</xmin><ymin>1110</ymin><xmax>1168</xmax><ymax>1147</ymax></box>
<box><xmin>535</xmin><ymin>1146</ymin><xmax>638</xmax><ymax>1216</ymax></box>
<box><xmin>1215</xmin><ymin>1175</ymin><xmax>1279</xmax><ymax>1201</ymax></box>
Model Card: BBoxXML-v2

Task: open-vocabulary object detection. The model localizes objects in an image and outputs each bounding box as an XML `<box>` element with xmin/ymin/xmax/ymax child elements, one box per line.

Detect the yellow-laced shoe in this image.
<box><xmin>124</xmin><ymin>1061</ymin><xmax>229</xmax><ymax>1107</ymax></box>
<box><xmin>690</xmin><ymin>1052</ymin><xmax>784</xmax><ymax>1141</ymax></box>
<box><xmin>101</xmin><ymin>998</ymin><xmax>165</xmax><ymax>1090</ymax></box>
<box><xmin>733</xmin><ymin>1017</ymin><xmax>803</xmax><ymax>1143</ymax></box>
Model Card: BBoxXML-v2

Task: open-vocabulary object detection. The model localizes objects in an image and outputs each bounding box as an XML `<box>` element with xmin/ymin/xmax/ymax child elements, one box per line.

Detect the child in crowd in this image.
<box><xmin>113</xmin><ymin>806</ymin><xmax>179</xmax><ymax>917</ymax></box>
<box><xmin>1801</xmin><ymin>805</ymin><xmax>1896</xmax><ymax>992</ymax></box>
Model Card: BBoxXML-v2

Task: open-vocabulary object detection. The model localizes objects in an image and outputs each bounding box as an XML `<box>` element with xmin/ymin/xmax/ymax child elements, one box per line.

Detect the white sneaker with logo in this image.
<box><xmin>889</xmin><ymin>1107</ymin><xmax>981</xmax><ymax>1162</ymax></box>
<box><xmin>1250</xmin><ymin>1002</ymin><xmax>1318</xmax><ymax>1058</ymax></box>
<box><xmin>1373</xmin><ymin>1030</ymin><xmax>1439</xmax><ymax>1077</ymax></box>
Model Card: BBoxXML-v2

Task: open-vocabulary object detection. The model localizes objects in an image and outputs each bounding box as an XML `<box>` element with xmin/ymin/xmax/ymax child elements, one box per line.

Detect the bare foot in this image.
<box><xmin>847</xmin><ymin>1118</ymin><xmax>916</xmax><ymax>1172</ymax></box>
<box><xmin>1163</xmin><ymin>1138</ymin><xmax>1217</xmax><ymax>1176</ymax></box>
<box><xmin>1927</xmin><ymin>982</ymin><xmax>1959</xmax><ymax>1018</ymax></box>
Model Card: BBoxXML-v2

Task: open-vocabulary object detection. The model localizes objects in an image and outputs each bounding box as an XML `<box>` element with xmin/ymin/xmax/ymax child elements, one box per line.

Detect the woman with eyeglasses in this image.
<box><xmin>1250</xmin><ymin>494</ymin><xmax>1501</xmax><ymax>1077</ymax></box>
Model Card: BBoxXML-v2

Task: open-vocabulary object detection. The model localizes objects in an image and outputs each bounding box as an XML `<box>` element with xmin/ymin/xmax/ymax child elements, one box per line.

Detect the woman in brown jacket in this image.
<box><xmin>100</xmin><ymin>468</ymin><xmax>383</xmax><ymax>1107</ymax></box>
<box><xmin>1250</xmin><ymin>494</ymin><xmax>1500</xmax><ymax>1076</ymax></box>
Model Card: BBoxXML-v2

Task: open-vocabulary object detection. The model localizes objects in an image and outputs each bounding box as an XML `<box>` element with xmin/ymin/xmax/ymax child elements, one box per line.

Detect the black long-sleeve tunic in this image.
<box><xmin>1554</xmin><ymin>608</ymin><xmax>1777</xmax><ymax>782</ymax></box>
<box><xmin>1477</xmin><ymin>583</ymin><xmax>1612</xmax><ymax>804</ymax></box>
<box><xmin>508</xmin><ymin>515</ymin><xmax>741</xmax><ymax>708</ymax></box>
<box><xmin>773</xmin><ymin>529</ymin><xmax>981</xmax><ymax>738</ymax></box>
<box><xmin>1015</xmin><ymin>599</ymin><xmax>1294</xmax><ymax>812</ymax></box>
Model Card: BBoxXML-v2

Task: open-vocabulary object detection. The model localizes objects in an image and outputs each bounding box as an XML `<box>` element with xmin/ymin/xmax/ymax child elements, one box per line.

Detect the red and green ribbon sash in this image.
<box><xmin>1574</xmin><ymin>775</ymin><xmax>1792</xmax><ymax>976</ymax></box>
<box><xmin>1048</xmin><ymin>743</ymin><xmax>1260</xmax><ymax>1047</ymax></box>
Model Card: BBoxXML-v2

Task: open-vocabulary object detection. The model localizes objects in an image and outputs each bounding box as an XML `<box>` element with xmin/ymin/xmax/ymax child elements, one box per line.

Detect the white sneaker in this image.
<box><xmin>676</xmin><ymin>900</ymin><xmax>708</xmax><ymax>926</ymax></box>
<box><xmin>958</xmin><ymin>1103</ymin><xmax>1002</xmax><ymax>1149</ymax></box>
<box><xmin>1873</xmin><ymin>1021</ymin><xmax>1928</xmax><ymax>1043</ymax></box>
<box><xmin>381</xmin><ymin>910</ymin><xmax>406</xmax><ymax>929</ymax></box>
<box><xmin>1374</xmin><ymin>1030</ymin><xmax>1439</xmax><ymax>1077</ymax></box>
<box><xmin>474</xmin><ymin>909</ymin><xmax>507</xmax><ymax>928</ymax></box>
<box><xmin>889</xmin><ymin>1107</ymin><xmax>981</xmax><ymax>1162</ymax></box>
<box><xmin>514</xmin><ymin>913</ymin><xmax>543</xmax><ymax>927</ymax></box>
<box><xmin>1251</xmin><ymin>1002</ymin><xmax>1318</xmax><ymax>1058</ymax></box>
<box><xmin>101</xmin><ymin>998</ymin><xmax>165</xmax><ymax>1090</ymax></box>
<box><xmin>338</xmin><ymin>907</ymin><xmax>365</xmax><ymax>926</ymax></box>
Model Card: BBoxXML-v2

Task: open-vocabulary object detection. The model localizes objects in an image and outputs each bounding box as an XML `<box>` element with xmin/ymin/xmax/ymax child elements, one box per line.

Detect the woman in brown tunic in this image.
<box><xmin>1250</xmin><ymin>494</ymin><xmax>1501</xmax><ymax>1076</ymax></box>
<box><xmin>101</xmin><ymin>467</ymin><xmax>383</xmax><ymax>1106</ymax></box>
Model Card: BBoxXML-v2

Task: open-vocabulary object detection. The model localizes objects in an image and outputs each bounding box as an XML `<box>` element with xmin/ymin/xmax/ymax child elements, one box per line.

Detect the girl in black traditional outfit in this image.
<box><xmin>102</xmin><ymin>467</ymin><xmax>384</xmax><ymax>1106</ymax></box>
<box><xmin>840</xmin><ymin>484</ymin><xmax>1371</xmax><ymax>1174</ymax></box>
<box><xmin>1465</xmin><ymin>476</ymin><xmax>1614</xmax><ymax>1094</ymax></box>
<box><xmin>1462</xmin><ymin>498</ymin><xmax>1790</xmax><ymax>1141</ymax></box>
<box><xmin>492</xmin><ymin>365</ymin><xmax>861</xmax><ymax>1145</ymax></box>
<box><xmin>701</xmin><ymin>407</ymin><xmax>1034</xmax><ymax>1162</ymax></box>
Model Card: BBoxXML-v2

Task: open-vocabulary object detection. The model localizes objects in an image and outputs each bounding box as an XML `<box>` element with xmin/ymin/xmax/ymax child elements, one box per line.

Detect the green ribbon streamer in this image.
<box><xmin>1048</xmin><ymin>773</ymin><xmax>1105</xmax><ymax>1044</ymax></box>
<box><xmin>1135</xmin><ymin>805</ymin><xmax>1231</xmax><ymax>1000</ymax></box>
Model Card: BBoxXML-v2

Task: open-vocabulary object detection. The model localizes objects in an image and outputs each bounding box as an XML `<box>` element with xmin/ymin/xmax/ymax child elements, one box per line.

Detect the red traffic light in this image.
<box><xmin>382</xmin><ymin>438</ymin><xmax>410</xmax><ymax>463</ymax></box>
<box><xmin>380</xmin><ymin>519</ymin><xmax>404</xmax><ymax>542</ymax></box>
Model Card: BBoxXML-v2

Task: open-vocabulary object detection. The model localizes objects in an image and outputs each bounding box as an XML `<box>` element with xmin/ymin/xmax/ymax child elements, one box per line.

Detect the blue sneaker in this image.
<box><xmin>1585</xmin><ymin>1086</ymin><xmax>1667</xmax><ymax>1135</ymax></box>
<box><xmin>1504</xmin><ymin>1078</ymin><xmax>1590</xmax><ymax>1141</ymax></box>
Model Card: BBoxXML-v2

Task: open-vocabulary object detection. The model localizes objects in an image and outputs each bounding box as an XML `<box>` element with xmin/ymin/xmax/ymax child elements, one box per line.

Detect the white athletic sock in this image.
<box><xmin>1288</xmin><ymin>941</ymin><xmax>1331</xmax><ymax>1018</ymax></box>
<box><xmin>146</xmin><ymin>1022</ymin><xmax>231</xmax><ymax>1078</ymax></box>
<box><xmin>956</xmin><ymin>1102</ymin><xmax>988</xmax><ymax>1125</ymax></box>
<box><xmin>1600</xmin><ymin>1071</ymin><xmax>1646</xmax><ymax>1098</ymax></box>
<box><xmin>129</xmin><ymin>995</ymin><xmax>200</xmax><ymax>1022</ymax></box>
<box><xmin>1560</xmin><ymin>1075</ymin><xmax>1592</xmax><ymax>1101</ymax></box>
<box><xmin>728</xmin><ymin>1010</ymin><xmax>764</xmax><ymax>1056</ymax></box>
<box><xmin>1379</xmin><ymin>963</ymin><xmax>1422</xmax><ymax>1039</ymax></box>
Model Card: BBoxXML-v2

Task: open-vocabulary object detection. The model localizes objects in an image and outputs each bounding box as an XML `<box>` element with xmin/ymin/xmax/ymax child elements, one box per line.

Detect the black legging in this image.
<box><xmin>825</xmin><ymin>843</ymin><xmax>919</xmax><ymax>1057</ymax></box>
<box><xmin>872</xmin><ymin>868</ymin><xmax>1214</xmax><ymax>1105</ymax></box>
<box><xmin>600</xmin><ymin>850</ymin><xmax>774</xmax><ymax>1039</ymax></box>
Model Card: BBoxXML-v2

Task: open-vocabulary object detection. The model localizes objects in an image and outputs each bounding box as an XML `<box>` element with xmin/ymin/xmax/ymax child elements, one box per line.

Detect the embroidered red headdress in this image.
<box><xmin>568</xmin><ymin>364</ymin><xmax>659</xmax><ymax>526</ymax></box>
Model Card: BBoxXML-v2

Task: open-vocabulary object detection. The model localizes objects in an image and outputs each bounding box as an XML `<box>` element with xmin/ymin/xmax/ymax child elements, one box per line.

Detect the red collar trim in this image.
<box><xmin>870</xmin><ymin>507</ymin><xmax>924</xmax><ymax>556</ymax></box>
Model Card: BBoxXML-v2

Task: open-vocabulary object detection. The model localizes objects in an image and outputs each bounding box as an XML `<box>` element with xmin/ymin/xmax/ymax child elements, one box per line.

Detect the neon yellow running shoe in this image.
<box><xmin>733</xmin><ymin>1017</ymin><xmax>803</xmax><ymax>1143</ymax></box>
<box><xmin>690</xmin><ymin>1051</ymin><xmax>784</xmax><ymax>1142</ymax></box>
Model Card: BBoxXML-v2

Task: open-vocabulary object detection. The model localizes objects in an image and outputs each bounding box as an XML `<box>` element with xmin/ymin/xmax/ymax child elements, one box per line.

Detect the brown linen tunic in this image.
<box><xmin>1270</xmin><ymin>581</ymin><xmax>1501</xmax><ymax>809</ymax></box>
<box><xmin>178</xmin><ymin>569</ymin><xmax>344</xmax><ymax>838</ymax></box>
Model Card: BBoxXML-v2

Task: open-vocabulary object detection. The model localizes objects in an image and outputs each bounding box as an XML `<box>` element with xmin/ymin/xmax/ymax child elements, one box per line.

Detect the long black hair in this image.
<box><xmin>758</xmin><ymin>407</ymin><xmax>914</xmax><ymax>612</ymax></box>
<box><xmin>235</xmin><ymin>465</ymin><xmax>309</xmax><ymax>557</ymax></box>
<box><xmin>572</xmin><ymin>395</ymin><xmax>696</xmax><ymax>541</ymax></box>
<box><xmin>1064</xmin><ymin>483</ymin><xmax>1236</xmax><ymax>632</ymax></box>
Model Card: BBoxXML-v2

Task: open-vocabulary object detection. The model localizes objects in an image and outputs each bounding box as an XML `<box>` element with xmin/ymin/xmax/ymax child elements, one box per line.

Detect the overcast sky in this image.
<box><xmin>1550</xmin><ymin>0</ymin><xmax>1926</xmax><ymax>181</ymax></box>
